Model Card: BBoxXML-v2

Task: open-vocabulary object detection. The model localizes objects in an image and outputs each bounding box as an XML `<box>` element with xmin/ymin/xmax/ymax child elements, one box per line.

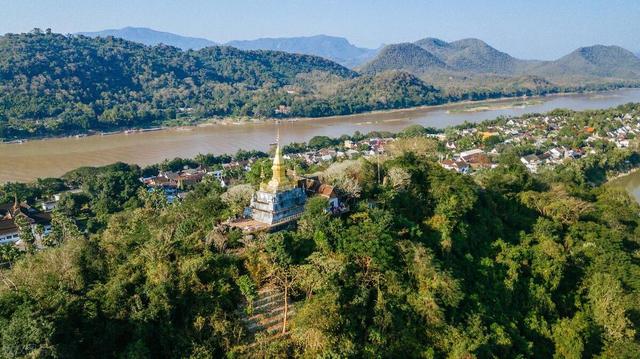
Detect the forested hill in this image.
<box><xmin>359</xmin><ymin>43</ymin><xmax>448</xmax><ymax>75</ymax></box>
<box><xmin>1</xmin><ymin>30</ymin><xmax>639</xmax><ymax>140</ymax></box>
<box><xmin>361</xmin><ymin>37</ymin><xmax>640</xmax><ymax>89</ymax></box>
<box><xmin>0</xmin><ymin>31</ymin><xmax>452</xmax><ymax>139</ymax></box>
<box><xmin>0</xmin><ymin>30</ymin><xmax>368</xmax><ymax>138</ymax></box>
<box><xmin>532</xmin><ymin>45</ymin><xmax>640</xmax><ymax>79</ymax></box>
<box><xmin>414</xmin><ymin>37</ymin><xmax>535</xmax><ymax>74</ymax></box>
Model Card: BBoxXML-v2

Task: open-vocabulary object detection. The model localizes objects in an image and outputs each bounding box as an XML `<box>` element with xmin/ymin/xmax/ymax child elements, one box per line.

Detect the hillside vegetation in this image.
<box><xmin>0</xmin><ymin>110</ymin><xmax>639</xmax><ymax>356</ymax></box>
<box><xmin>0</xmin><ymin>31</ymin><xmax>359</xmax><ymax>138</ymax></box>
<box><xmin>362</xmin><ymin>37</ymin><xmax>640</xmax><ymax>92</ymax></box>
<box><xmin>532</xmin><ymin>45</ymin><xmax>640</xmax><ymax>79</ymax></box>
<box><xmin>1</xmin><ymin>30</ymin><xmax>640</xmax><ymax>140</ymax></box>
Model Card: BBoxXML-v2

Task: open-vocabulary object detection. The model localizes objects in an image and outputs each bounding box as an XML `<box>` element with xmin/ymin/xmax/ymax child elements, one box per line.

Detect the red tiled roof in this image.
<box><xmin>317</xmin><ymin>184</ymin><xmax>336</xmax><ymax>198</ymax></box>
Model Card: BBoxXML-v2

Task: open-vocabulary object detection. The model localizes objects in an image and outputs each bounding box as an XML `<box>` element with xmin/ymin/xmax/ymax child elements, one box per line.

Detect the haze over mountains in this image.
<box><xmin>227</xmin><ymin>35</ymin><xmax>378</xmax><ymax>68</ymax></box>
<box><xmin>78</xmin><ymin>27</ymin><xmax>218</xmax><ymax>50</ymax></box>
<box><xmin>77</xmin><ymin>27</ymin><xmax>640</xmax><ymax>86</ymax></box>
<box><xmin>77</xmin><ymin>27</ymin><xmax>378</xmax><ymax>68</ymax></box>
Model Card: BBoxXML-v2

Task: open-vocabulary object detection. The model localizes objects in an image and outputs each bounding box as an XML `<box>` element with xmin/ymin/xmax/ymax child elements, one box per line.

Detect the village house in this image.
<box><xmin>458</xmin><ymin>148</ymin><xmax>492</xmax><ymax>169</ymax></box>
<box><xmin>0</xmin><ymin>202</ymin><xmax>51</xmax><ymax>245</ymax></box>
<box><xmin>298</xmin><ymin>175</ymin><xmax>347</xmax><ymax>214</ymax></box>
<box><xmin>440</xmin><ymin>159</ymin><xmax>470</xmax><ymax>174</ymax></box>
<box><xmin>520</xmin><ymin>154</ymin><xmax>542</xmax><ymax>173</ymax></box>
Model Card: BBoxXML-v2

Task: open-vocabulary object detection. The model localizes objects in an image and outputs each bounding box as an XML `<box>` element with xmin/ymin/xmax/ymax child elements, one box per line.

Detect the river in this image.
<box><xmin>609</xmin><ymin>170</ymin><xmax>640</xmax><ymax>204</ymax></box>
<box><xmin>2</xmin><ymin>88</ymin><xmax>640</xmax><ymax>183</ymax></box>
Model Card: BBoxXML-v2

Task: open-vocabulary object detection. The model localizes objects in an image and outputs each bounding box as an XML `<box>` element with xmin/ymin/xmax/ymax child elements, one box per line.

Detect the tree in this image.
<box><xmin>551</xmin><ymin>313</ymin><xmax>591</xmax><ymax>359</ymax></box>
<box><xmin>587</xmin><ymin>273</ymin><xmax>635</xmax><ymax>342</ymax></box>
<box><xmin>386</xmin><ymin>137</ymin><xmax>438</xmax><ymax>158</ymax></box>
<box><xmin>221</xmin><ymin>184</ymin><xmax>254</xmax><ymax>217</ymax></box>
<box><xmin>236</xmin><ymin>275</ymin><xmax>258</xmax><ymax>315</ymax></box>
<box><xmin>265</xmin><ymin>233</ymin><xmax>300</xmax><ymax>334</ymax></box>
<box><xmin>308</xmin><ymin>136</ymin><xmax>335</xmax><ymax>150</ymax></box>
<box><xmin>14</xmin><ymin>214</ymin><xmax>35</xmax><ymax>253</ymax></box>
<box><xmin>323</xmin><ymin>160</ymin><xmax>364</xmax><ymax>199</ymax></box>
<box><xmin>43</xmin><ymin>211</ymin><xmax>82</xmax><ymax>247</ymax></box>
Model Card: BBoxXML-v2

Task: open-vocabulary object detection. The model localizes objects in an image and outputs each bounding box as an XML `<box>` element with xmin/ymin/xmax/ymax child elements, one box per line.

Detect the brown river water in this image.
<box><xmin>610</xmin><ymin>170</ymin><xmax>640</xmax><ymax>204</ymax></box>
<box><xmin>2</xmin><ymin>88</ymin><xmax>640</xmax><ymax>183</ymax></box>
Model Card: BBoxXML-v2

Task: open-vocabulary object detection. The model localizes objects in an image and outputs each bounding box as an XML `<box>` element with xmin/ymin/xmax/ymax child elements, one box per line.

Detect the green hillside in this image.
<box><xmin>362</xmin><ymin>39</ymin><xmax>640</xmax><ymax>90</ymax></box>
<box><xmin>415</xmin><ymin>37</ymin><xmax>535</xmax><ymax>74</ymax></box>
<box><xmin>532</xmin><ymin>45</ymin><xmax>640</xmax><ymax>79</ymax></box>
<box><xmin>0</xmin><ymin>31</ymin><xmax>356</xmax><ymax>138</ymax></box>
<box><xmin>359</xmin><ymin>43</ymin><xmax>447</xmax><ymax>75</ymax></box>
<box><xmin>1</xmin><ymin>30</ymin><xmax>640</xmax><ymax>140</ymax></box>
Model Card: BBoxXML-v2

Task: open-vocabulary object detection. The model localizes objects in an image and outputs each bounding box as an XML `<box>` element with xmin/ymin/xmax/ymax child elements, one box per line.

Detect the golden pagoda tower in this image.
<box><xmin>250</xmin><ymin>125</ymin><xmax>306</xmax><ymax>227</ymax></box>
<box><xmin>261</xmin><ymin>128</ymin><xmax>293</xmax><ymax>193</ymax></box>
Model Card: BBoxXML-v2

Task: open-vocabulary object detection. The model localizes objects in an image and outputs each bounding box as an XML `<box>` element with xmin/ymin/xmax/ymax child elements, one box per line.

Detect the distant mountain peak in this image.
<box><xmin>412</xmin><ymin>36</ymin><xmax>524</xmax><ymax>74</ymax></box>
<box><xmin>226</xmin><ymin>35</ymin><xmax>378</xmax><ymax>68</ymax></box>
<box><xmin>450</xmin><ymin>38</ymin><xmax>490</xmax><ymax>47</ymax></box>
<box><xmin>531</xmin><ymin>44</ymin><xmax>640</xmax><ymax>79</ymax></box>
<box><xmin>77</xmin><ymin>27</ymin><xmax>217</xmax><ymax>50</ymax></box>
<box><xmin>359</xmin><ymin>42</ymin><xmax>447</xmax><ymax>74</ymax></box>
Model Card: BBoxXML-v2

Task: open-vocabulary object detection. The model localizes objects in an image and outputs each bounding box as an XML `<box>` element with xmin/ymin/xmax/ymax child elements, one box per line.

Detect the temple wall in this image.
<box><xmin>250</xmin><ymin>187</ymin><xmax>306</xmax><ymax>225</ymax></box>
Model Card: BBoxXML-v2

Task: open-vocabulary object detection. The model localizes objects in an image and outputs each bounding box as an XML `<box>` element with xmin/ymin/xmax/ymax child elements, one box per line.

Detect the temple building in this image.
<box><xmin>248</xmin><ymin>132</ymin><xmax>306</xmax><ymax>227</ymax></box>
<box><xmin>0</xmin><ymin>201</ymin><xmax>51</xmax><ymax>245</ymax></box>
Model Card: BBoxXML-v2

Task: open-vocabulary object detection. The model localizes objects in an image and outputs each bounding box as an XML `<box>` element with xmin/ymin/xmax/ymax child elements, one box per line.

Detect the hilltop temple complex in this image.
<box><xmin>250</xmin><ymin>134</ymin><xmax>307</xmax><ymax>227</ymax></box>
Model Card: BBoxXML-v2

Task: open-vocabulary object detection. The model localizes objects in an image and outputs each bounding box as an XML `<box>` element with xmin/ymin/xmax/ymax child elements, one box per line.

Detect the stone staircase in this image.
<box><xmin>240</xmin><ymin>285</ymin><xmax>295</xmax><ymax>338</ymax></box>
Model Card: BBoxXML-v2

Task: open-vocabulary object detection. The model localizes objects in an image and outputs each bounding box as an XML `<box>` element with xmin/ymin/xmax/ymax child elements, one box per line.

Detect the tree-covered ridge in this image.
<box><xmin>0</xmin><ymin>30</ymin><xmax>447</xmax><ymax>139</ymax></box>
<box><xmin>288</xmin><ymin>71</ymin><xmax>444</xmax><ymax>117</ymax></box>
<box><xmin>0</xmin><ymin>30</ymin><xmax>356</xmax><ymax>138</ymax></box>
<box><xmin>226</xmin><ymin>34</ymin><xmax>379</xmax><ymax>68</ymax></box>
<box><xmin>362</xmin><ymin>37</ymin><xmax>640</xmax><ymax>91</ymax></box>
<box><xmin>3</xmin><ymin>30</ymin><xmax>640</xmax><ymax>141</ymax></box>
<box><xmin>1</xmin><ymin>105</ymin><xmax>640</xmax><ymax>357</ymax></box>
<box><xmin>359</xmin><ymin>43</ymin><xmax>448</xmax><ymax>75</ymax></box>
<box><xmin>533</xmin><ymin>45</ymin><xmax>640</xmax><ymax>79</ymax></box>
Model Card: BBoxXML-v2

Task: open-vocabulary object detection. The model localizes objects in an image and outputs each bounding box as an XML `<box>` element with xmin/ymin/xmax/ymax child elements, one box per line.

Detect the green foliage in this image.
<box><xmin>1</xmin><ymin>114</ymin><xmax>640</xmax><ymax>357</ymax></box>
<box><xmin>236</xmin><ymin>275</ymin><xmax>257</xmax><ymax>315</ymax></box>
<box><xmin>63</xmin><ymin>162</ymin><xmax>143</xmax><ymax>230</ymax></box>
<box><xmin>13</xmin><ymin>214</ymin><xmax>36</xmax><ymax>253</ymax></box>
<box><xmin>307</xmin><ymin>135</ymin><xmax>337</xmax><ymax>150</ymax></box>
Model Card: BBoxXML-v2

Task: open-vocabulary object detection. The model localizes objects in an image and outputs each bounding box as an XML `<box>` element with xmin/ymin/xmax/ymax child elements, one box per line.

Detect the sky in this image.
<box><xmin>0</xmin><ymin>0</ymin><xmax>638</xmax><ymax>60</ymax></box>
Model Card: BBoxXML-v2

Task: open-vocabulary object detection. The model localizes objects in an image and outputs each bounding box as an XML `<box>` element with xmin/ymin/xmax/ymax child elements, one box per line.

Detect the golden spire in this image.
<box><xmin>263</xmin><ymin>123</ymin><xmax>292</xmax><ymax>193</ymax></box>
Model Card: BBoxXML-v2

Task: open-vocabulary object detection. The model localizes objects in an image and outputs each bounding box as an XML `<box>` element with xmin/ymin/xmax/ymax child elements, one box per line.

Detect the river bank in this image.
<box><xmin>607</xmin><ymin>166</ymin><xmax>640</xmax><ymax>204</ymax></box>
<box><xmin>0</xmin><ymin>88</ymin><xmax>632</xmax><ymax>145</ymax></box>
<box><xmin>2</xmin><ymin>88</ymin><xmax>640</xmax><ymax>183</ymax></box>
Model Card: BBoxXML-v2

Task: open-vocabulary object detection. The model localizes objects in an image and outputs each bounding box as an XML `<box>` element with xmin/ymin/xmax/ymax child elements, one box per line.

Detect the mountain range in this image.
<box><xmin>77</xmin><ymin>27</ymin><xmax>640</xmax><ymax>86</ymax></box>
<box><xmin>227</xmin><ymin>35</ymin><xmax>378</xmax><ymax>68</ymax></box>
<box><xmin>77</xmin><ymin>28</ymin><xmax>378</xmax><ymax>68</ymax></box>
<box><xmin>360</xmin><ymin>37</ymin><xmax>640</xmax><ymax>89</ymax></box>
<box><xmin>77</xmin><ymin>27</ymin><xmax>218</xmax><ymax>50</ymax></box>
<box><xmin>2</xmin><ymin>29</ymin><xmax>640</xmax><ymax>139</ymax></box>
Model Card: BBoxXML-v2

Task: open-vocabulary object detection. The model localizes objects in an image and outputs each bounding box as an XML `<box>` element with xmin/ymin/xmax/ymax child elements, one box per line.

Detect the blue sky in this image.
<box><xmin>0</xmin><ymin>0</ymin><xmax>638</xmax><ymax>59</ymax></box>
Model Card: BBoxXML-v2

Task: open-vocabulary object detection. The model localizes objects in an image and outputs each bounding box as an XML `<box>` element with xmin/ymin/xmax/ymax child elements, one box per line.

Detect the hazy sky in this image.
<box><xmin>1</xmin><ymin>0</ymin><xmax>638</xmax><ymax>60</ymax></box>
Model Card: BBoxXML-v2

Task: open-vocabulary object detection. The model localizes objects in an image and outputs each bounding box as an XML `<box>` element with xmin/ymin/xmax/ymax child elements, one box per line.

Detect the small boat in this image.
<box><xmin>139</xmin><ymin>127</ymin><xmax>163</xmax><ymax>132</ymax></box>
<box><xmin>100</xmin><ymin>131</ymin><xmax>120</xmax><ymax>136</ymax></box>
<box><xmin>3</xmin><ymin>139</ymin><xmax>25</xmax><ymax>144</ymax></box>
